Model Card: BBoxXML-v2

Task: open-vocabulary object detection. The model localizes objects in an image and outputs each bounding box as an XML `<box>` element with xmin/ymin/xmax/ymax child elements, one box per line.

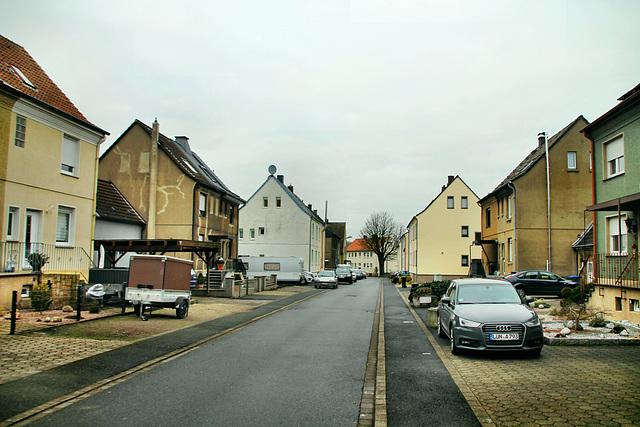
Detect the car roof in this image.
<box><xmin>453</xmin><ymin>278</ymin><xmax>511</xmax><ymax>286</ymax></box>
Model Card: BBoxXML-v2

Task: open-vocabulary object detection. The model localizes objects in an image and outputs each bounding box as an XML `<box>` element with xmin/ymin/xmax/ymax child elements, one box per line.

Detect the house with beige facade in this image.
<box><xmin>478</xmin><ymin>116</ymin><xmax>592</xmax><ymax>278</ymax></box>
<box><xmin>97</xmin><ymin>119</ymin><xmax>245</xmax><ymax>274</ymax></box>
<box><xmin>346</xmin><ymin>238</ymin><xmax>378</xmax><ymax>276</ymax></box>
<box><xmin>582</xmin><ymin>84</ymin><xmax>640</xmax><ymax>323</ymax></box>
<box><xmin>407</xmin><ymin>176</ymin><xmax>481</xmax><ymax>282</ymax></box>
<box><xmin>0</xmin><ymin>35</ymin><xmax>108</xmax><ymax>308</ymax></box>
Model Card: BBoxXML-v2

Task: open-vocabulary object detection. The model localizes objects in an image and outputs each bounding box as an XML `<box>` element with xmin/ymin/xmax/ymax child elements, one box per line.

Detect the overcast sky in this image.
<box><xmin>2</xmin><ymin>1</ymin><xmax>639</xmax><ymax>237</ymax></box>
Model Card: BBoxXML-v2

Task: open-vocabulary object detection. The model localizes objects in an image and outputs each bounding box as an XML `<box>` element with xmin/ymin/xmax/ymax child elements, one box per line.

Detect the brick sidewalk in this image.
<box><xmin>0</xmin><ymin>335</ymin><xmax>126</xmax><ymax>385</ymax></box>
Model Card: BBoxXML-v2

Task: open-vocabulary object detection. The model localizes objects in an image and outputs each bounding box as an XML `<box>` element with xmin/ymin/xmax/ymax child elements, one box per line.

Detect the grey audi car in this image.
<box><xmin>437</xmin><ymin>278</ymin><xmax>544</xmax><ymax>356</ymax></box>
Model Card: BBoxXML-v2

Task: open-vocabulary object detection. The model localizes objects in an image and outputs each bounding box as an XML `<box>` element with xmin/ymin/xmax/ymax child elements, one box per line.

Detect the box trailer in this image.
<box><xmin>126</xmin><ymin>255</ymin><xmax>192</xmax><ymax>320</ymax></box>
<box><xmin>238</xmin><ymin>256</ymin><xmax>306</xmax><ymax>285</ymax></box>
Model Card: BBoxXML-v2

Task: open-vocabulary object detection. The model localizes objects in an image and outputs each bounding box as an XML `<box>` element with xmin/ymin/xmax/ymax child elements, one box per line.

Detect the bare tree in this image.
<box><xmin>359</xmin><ymin>212</ymin><xmax>404</xmax><ymax>275</ymax></box>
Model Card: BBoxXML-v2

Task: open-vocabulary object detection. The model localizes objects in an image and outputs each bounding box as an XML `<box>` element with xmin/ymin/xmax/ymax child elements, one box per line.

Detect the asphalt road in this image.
<box><xmin>29</xmin><ymin>279</ymin><xmax>380</xmax><ymax>426</ymax></box>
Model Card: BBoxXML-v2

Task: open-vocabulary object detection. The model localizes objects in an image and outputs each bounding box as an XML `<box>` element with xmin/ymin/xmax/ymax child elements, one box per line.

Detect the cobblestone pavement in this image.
<box><xmin>441</xmin><ymin>345</ymin><xmax>640</xmax><ymax>426</ymax></box>
<box><xmin>400</xmin><ymin>286</ymin><xmax>640</xmax><ymax>427</ymax></box>
<box><xmin>0</xmin><ymin>335</ymin><xmax>126</xmax><ymax>385</ymax></box>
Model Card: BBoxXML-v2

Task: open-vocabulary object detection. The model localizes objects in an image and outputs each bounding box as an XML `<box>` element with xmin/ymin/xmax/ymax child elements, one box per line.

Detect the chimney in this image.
<box><xmin>288</xmin><ymin>184</ymin><xmax>294</xmax><ymax>193</ymax></box>
<box><xmin>277</xmin><ymin>175</ymin><xmax>284</xmax><ymax>183</ymax></box>
<box><xmin>448</xmin><ymin>175</ymin><xmax>455</xmax><ymax>185</ymax></box>
<box><xmin>538</xmin><ymin>132</ymin><xmax>546</xmax><ymax>147</ymax></box>
<box><xmin>308</xmin><ymin>204</ymin><xmax>313</xmax><ymax>211</ymax></box>
<box><xmin>175</xmin><ymin>136</ymin><xmax>190</xmax><ymax>152</ymax></box>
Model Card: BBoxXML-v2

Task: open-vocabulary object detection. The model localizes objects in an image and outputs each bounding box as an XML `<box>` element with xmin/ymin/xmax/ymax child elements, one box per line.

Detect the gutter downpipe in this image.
<box><xmin>541</xmin><ymin>132</ymin><xmax>552</xmax><ymax>271</ymax></box>
<box><xmin>507</xmin><ymin>181</ymin><xmax>517</xmax><ymax>272</ymax></box>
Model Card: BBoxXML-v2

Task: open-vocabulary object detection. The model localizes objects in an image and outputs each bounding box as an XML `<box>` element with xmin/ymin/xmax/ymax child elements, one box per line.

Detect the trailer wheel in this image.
<box><xmin>176</xmin><ymin>300</ymin><xmax>189</xmax><ymax>319</ymax></box>
<box><xmin>133</xmin><ymin>304</ymin><xmax>141</xmax><ymax>316</ymax></box>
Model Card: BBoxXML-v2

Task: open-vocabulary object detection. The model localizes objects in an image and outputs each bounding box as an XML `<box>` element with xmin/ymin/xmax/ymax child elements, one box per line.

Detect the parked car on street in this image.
<box><xmin>391</xmin><ymin>270</ymin><xmax>412</xmax><ymax>285</ymax></box>
<box><xmin>504</xmin><ymin>270</ymin><xmax>580</xmax><ymax>299</ymax></box>
<box><xmin>303</xmin><ymin>271</ymin><xmax>315</xmax><ymax>285</ymax></box>
<box><xmin>437</xmin><ymin>278</ymin><xmax>544</xmax><ymax>356</ymax></box>
<box><xmin>336</xmin><ymin>267</ymin><xmax>353</xmax><ymax>284</ymax></box>
<box><xmin>355</xmin><ymin>269</ymin><xmax>366</xmax><ymax>279</ymax></box>
<box><xmin>315</xmin><ymin>270</ymin><xmax>338</xmax><ymax>289</ymax></box>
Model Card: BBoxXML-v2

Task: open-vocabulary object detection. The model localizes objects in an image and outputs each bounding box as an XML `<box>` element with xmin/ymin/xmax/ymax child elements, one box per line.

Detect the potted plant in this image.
<box><xmin>27</xmin><ymin>252</ymin><xmax>49</xmax><ymax>273</ymax></box>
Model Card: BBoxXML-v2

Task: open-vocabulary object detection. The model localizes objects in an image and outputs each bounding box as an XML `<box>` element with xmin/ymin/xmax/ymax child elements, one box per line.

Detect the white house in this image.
<box><xmin>238</xmin><ymin>173</ymin><xmax>325</xmax><ymax>273</ymax></box>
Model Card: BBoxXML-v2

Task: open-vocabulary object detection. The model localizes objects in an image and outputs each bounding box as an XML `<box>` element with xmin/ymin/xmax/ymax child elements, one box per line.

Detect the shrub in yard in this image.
<box><xmin>589</xmin><ymin>316</ymin><xmax>607</xmax><ymax>327</ymax></box>
<box><xmin>89</xmin><ymin>303</ymin><xmax>100</xmax><ymax>314</ymax></box>
<box><xmin>612</xmin><ymin>324</ymin><xmax>626</xmax><ymax>334</ymax></box>
<box><xmin>31</xmin><ymin>280</ymin><xmax>52</xmax><ymax>313</ymax></box>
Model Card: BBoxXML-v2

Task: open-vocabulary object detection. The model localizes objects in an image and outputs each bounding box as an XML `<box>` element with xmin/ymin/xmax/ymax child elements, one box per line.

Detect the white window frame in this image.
<box><xmin>607</xmin><ymin>214</ymin><xmax>627</xmax><ymax>255</ymax></box>
<box><xmin>56</xmin><ymin>206</ymin><xmax>75</xmax><ymax>246</ymax></box>
<box><xmin>567</xmin><ymin>151</ymin><xmax>577</xmax><ymax>169</ymax></box>
<box><xmin>239</xmin><ymin>228</ymin><xmax>244</xmax><ymax>239</ymax></box>
<box><xmin>199</xmin><ymin>193</ymin><xmax>207</xmax><ymax>217</ymax></box>
<box><xmin>508</xmin><ymin>238</ymin><xmax>513</xmax><ymax>262</ymax></box>
<box><xmin>506</xmin><ymin>195</ymin><xmax>512</xmax><ymax>219</ymax></box>
<box><xmin>6</xmin><ymin>206</ymin><xmax>20</xmax><ymax>241</ymax></box>
<box><xmin>15</xmin><ymin>116</ymin><xmax>26</xmax><ymax>148</ymax></box>
<box><xmin>61</xmin><ymin>135</ymin><xmax>79</xmax><ymax>176</ymax></box>
<box><xmin>604</xmin><ymin>135</ymin><xmax>624</xmax><ymax>179</ymax></box>
<box><xmin>250</xmin><ymin>228</ymin><xmax>255</xmax><ymax>240</ymax></box>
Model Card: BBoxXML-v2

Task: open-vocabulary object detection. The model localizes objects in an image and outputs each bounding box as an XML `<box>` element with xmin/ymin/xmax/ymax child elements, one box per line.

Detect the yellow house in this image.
<box><xmin>478</xmin><ymin>116</ymin><xmax>592</xmax><ymax>277</ymax></box>
<box><xmin>98</xmin><ymin>120</ymin><xmax>245</xmax><ymax>273</ymax></box>
<box><xmin>0</xmin><ymin>35</ymin><xmax>108</xmax><ymax>307</ymax></box>
<box><xmin>407</xmin><ymin>176</ymin><xmax>481</xmax><ymax>282</ymax></box>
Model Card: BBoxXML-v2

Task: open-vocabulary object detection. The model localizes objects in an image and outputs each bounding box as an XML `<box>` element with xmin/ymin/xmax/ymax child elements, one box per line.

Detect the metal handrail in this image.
<box><xmin>1</xmin><ymin>241</ymin><xmax>95</xmax><ymax>273</ymax></box>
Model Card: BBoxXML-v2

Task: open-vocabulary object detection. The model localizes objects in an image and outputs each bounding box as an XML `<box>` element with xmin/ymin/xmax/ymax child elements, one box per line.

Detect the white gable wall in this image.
<box><xmin>238</xmin><ymin>177</ymin><xmax>324</xmax><ymax>272</ymax></box>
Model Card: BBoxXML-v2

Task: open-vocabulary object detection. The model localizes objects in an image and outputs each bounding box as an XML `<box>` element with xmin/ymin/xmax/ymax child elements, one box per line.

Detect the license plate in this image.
<box><xmin>490</xmin><ymin>333</ymin><xmax>519</xmax><ymax>341</ymax></box>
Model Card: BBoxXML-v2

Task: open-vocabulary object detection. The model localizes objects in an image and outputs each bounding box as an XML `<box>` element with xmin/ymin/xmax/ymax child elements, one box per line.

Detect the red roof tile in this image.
<box><xmin>347</xmin><ymin>239</ymin><xmax>368</xmax><ymax>252</ymax></box>
<box><xmin>0</xmin><ymin>35</ymin><xmax>102</xmax><ymax>131</ymax></box>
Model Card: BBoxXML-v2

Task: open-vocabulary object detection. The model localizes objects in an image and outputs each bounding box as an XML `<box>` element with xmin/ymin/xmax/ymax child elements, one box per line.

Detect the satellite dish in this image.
<box><xmin>86</xmin><ymin>284</ymin><xmax>106</xmax><ymax>298</ymax></box>
<box><xmin>268</xmin><ymin>165</ymin><xmax>277</xmax><ymax>175</ymax></box>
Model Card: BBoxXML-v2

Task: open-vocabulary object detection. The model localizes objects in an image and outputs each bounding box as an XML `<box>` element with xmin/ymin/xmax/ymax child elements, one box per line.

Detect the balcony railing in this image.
<box><xmin>1</xmin><ymin>241</ymin><xmax>95</xmax><ymax>274</ymax></box>
<box><xmin>593</xmin><ymin>251</ymin><xmax>639</xmax><ymax>288</ymax></box>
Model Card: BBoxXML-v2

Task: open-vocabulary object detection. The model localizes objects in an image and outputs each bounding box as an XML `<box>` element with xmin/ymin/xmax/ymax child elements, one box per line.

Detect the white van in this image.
<box><xmin>238</xmin><ymin>256</ymin><xmax>306</xmax><ymax>285</ymax></box>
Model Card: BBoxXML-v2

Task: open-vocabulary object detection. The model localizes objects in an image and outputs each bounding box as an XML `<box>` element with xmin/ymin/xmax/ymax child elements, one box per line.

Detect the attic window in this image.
<box><xmin>9</xmin><ymin>64</ymin><xmax>37</xmax><ymax>90</ymax></box>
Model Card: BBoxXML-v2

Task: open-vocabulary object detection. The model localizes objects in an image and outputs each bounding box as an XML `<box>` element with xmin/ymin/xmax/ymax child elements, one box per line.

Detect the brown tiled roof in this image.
<box><xmin>96</xmin><ymin>179</ymin><xmax>146</xmax><ymax>225</ymax></box>
<box><xmin>0</xmin><ymin>35</ymin><xmax>105</xmax><ymax>133</ymax></box>
<box><xmin>104</xmin><ymin>120</ymin><xmax>245</xmax><ymax>205</ymax></box>
<box><xmin>480</xmin><ymin>115</ymin><xmax>588</xmax><ymax>202</ymax></box>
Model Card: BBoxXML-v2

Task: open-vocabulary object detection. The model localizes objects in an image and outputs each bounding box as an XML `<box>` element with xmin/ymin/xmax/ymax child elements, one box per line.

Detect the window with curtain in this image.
<box><xmin>56</xmin><ymin>207</ymin><xmax>74</xmax><ymax>245</ymax></box>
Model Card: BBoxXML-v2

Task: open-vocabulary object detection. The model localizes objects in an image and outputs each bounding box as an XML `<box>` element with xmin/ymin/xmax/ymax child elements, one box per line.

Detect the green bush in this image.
<box><xmin>409</xmin><ymin>280</ymin><xmax>451</xmax><ymax>303</ymax></box>
<box><xmin>89</xmin><ymin>303</ymin><xmax>100</xmax><ymax>314</ymax></box>
<box><xmin>612</xmin><ymin>324</ymin><xmax>626</xmax><ymax>334</ymax></box>
<box><xmin>589</xmin><ymin>316</ymin><xmax>607</xmax><ymax>327</ymax></box>
<box><xmin>31</xmin><ymin>281</ymin><xmax>52</xmax><ymax>313</ymax></box>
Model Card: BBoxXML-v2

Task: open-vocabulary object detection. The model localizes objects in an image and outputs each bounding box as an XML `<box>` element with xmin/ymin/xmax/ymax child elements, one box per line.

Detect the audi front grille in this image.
<box><xmin>482</xmin><ymin>323</ymin><xmax>526</xmax><ymax>347</ymax></box>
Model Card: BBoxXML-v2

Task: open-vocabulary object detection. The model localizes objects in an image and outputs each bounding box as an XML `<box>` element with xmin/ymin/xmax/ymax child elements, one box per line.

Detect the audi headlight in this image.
<box><xmin>458</xmin><ymin>317</ymin><xmax>481</xmax><ymax>328</ymax></box>
<box><xmin>524</xmin><ymin>317</ymin><xmax>540</xmax><ymax>327</ymax></box>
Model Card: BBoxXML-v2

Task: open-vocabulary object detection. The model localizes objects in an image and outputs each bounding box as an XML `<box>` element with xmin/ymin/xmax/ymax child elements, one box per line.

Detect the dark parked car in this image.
<box><xmin>437</xmin><ymin>278</ymin><xmax>544</xmax><ymax>356</ymax></box>
<box><xmin>336</xmin><ymin>267</ymin><xmax>353</xmax><ymax>284</ymax></box>
<box><xmin>504</xmin><ymin>270</ymin><xmax>579</xmax><ymax>299</ymax></box>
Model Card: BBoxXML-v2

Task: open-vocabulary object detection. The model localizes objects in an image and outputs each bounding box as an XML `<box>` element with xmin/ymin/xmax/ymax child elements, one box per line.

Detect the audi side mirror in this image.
<box><xmin>525</xmin><ymin>296</ymin><xmax>534</xmax><ymax>304</ymax></box>
<box><xmin>441</xmin><ymin>296</ymin><xmax>451</xmax><ymax>305</ymax></box>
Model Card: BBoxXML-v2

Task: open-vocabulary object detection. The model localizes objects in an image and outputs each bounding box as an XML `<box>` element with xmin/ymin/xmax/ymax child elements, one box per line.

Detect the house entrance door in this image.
<box><xmin>23</xmin><ymin>209</ymin><xmax>43</xmax><ymax>269</ymax></box>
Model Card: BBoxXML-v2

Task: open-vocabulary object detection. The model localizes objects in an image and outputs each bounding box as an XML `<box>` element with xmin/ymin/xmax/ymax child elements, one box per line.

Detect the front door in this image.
<box><xmin>23</xmin><ymin>209</ymin><xmax>43</xmax><ymax>269</ymax></box>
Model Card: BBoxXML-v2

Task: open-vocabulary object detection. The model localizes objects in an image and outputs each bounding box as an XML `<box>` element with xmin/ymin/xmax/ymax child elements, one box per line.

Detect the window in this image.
<box><xmin>276</xmin><ymin>197</ymin><xmax>281</xmax><ymax>208</ymax></box>
<box><xmin>461</xmin><ymin>226</ymin><xmax>469</xmax><ymax>237</ymax></box>
<box><xmin>264</xmin><ymin>263</ymin><xmax>280</xmax><ymax>271</ymax></box>
<box><xmin>259</xmin><ymin>227</ymin><xmax>265</xmax><ymax>235</ymax></box>
<box><xmin>61</xmin><ymin>135</ymin><xmax>78</xmax><ymax>175</ymax></box>
<box><xmin>239</xmin><ymin>229</ymin><xmax>244</xmax><ymax>239</ymax></box>
<box><xmin>461</xmin><ymin>255</ymin><xmax>469</xmax><ymax>267</ymax></box>
<box><xmin>198</xmin><ymin>234</ymin><xmax>204</xmax><ymax>241</ymax></box>
<box><xmin>485</xmin><ymin>207</ymin><xmax>491</xmax><ymax>228</ymax></box>
<box><xmin>447</xmin><ymin>196</ymin><xmax>454</xmax><ymax>209</ymax></box>
<box><xmin>229</xmin><ymin>205</ymin><xmax>234</xmax><ymax>224</ymax></box>
<box><xmin>630</xmin><ymin>299</ymin><xmax>640</xmax><ymax>313</ymax></box>
<box><xmin>604</xmin><ymin>135</ymin><xmax>624</xmax><ymax>178</ymax></box>
<box><xmin>56</xmin><ymin>206</ymin><xmax>74</xmax><ymax>245</ymax></box>
<box><xmin>508</xmin><ymin>238</ymin><xmax>513</xmax><ymax>262</ymax></box>
<box><xmin>506</xmin><ymin>195</ymin><xmax>512</xmax><ymax>219</ymax></box>
<box><xmin>199</xmin><ymin>193</ymin><xmax>206</xmax><ymax>217</ymax></box>
<box><xmin>567</xmin><ymin>151</ymin><xmax>577</xmax><ymax>169</ymax></box>
<box><xmin>461</xmin><ymin>196</ymin><xmax>468</xmax><ymax>209</ymax></box>
<box><xmin>15</xmin><ymin>116</ymin><xmax>26</xmax><ymax>147</ymax></box>
<box><xmin>263</xmin><ymin>197</ymin><xmax>268</xmax><ymax>208</ymax></box>
<box><xmin>250</xmin><ymin>228</ymin><xmax>255</xmax><ymax>240</ymax></box>
<box><xmin>607</xmin><ymin>215</ymin><xmax>627</xmax><ymax>254</ymax></box>
<box><xmin>7</xmin><ymin>207</ymin><xmax>19</xmax><ymax>240</ymax></box>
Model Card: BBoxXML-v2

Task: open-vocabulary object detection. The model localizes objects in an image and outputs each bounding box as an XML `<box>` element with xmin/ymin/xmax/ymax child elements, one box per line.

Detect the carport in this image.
<box><xmin>93</xmin><ymin>238</ymin><xmax>232</xmax><ymax>294</ymax></box>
